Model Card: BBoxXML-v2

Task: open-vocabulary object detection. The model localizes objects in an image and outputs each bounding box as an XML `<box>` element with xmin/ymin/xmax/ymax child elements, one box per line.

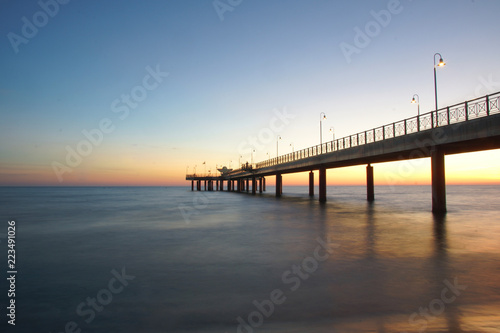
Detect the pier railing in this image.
<box><xmin>255</xmin><ymin>91</ymin><xmax>500</xmax><ymax>169</ymax></box>
<box><xmin>186</xmin><ymin>173</ymin><xmax>220</xmax><ymax>178</ymax></box>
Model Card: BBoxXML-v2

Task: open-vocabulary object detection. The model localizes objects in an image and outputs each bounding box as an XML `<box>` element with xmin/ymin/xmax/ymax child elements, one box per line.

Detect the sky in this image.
<box><xmin>1</xmin><ymin>0</ymin><xmax>500</xmax><ymax>186</ymax></box>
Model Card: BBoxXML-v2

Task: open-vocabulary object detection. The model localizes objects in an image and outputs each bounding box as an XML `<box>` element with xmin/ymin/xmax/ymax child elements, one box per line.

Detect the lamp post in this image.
<box><xmin>276</xmin><ymin>135</ymin><xmax>281</xmax><ymax>157</ymax></box>
<box><xmin>251</xmin><ymin>149</ymin><xmax>255</xmax><ymax>166</ymax></box>
<box><xmin>290</xmin><ymin>143</ymin><xmax>294</xmax><ymax>153</ymax></box>
<box><xmin>434</xmin><ymin>53</ymin><xmax>446</xmax><ymax>111</ymax></box>
<box><xmin>320</xmin><ymin>112</ymin><xmax>327</xmax><ymax>145</ymax></box>
<box><xmin>411</xmin><ymin>94</ymin><xmax>420</xmax><ymax>116</ymax></box>
<box><xmin>329</xmin><ymin>127</ymin><xmax>335</xmax><ymax>151</ymax></box>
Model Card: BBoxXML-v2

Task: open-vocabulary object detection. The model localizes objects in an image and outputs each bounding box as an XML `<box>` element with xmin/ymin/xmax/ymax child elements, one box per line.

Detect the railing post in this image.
<box><xmin>465</xmin><ymin>101</ymin><xmax>469</xmax><ymax>121</ymax></box>
<box><xmin>486</xmin><ymin>96</ymin><xmax>490</xmax><ymax>116</ymax></box>
<box><xmin>431</xmin><ymin>112</ymin><xmax>434</xmax><ymax>129</ymax></box>
<box><xmin>382</xmin><ymin>127</ymin><xmax>385</xmax><ymax>140</ymax></box>
<box><xmin>392</xmin><ymin>123</ymin><xmax>395</xmax><ymax>138</ymax></box>
<box><xmin>446</xmin><ymin>107</ymin><xmax>450</xmax><ymax>125</ymax></box>
<box><xmin>417</xmin><ymin>115</ymin><xmax>420</xmax><ymax>132</ymax></box>
<box><xmin>404</xmin><ymin>119</ymin><xmax>407</xmax><ymax>135</ymax></box>
<box><xmin>373</xmin><ymin>129</ymin><xmax>376</xmax><ymax>142</ymax></box>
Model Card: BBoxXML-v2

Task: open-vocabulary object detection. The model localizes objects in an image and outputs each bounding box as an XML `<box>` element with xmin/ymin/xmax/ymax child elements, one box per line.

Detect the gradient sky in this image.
<box><xmin>1</xmin><ymin>0</ymin><xmax>500</xmax><ymax>186</ymax></box>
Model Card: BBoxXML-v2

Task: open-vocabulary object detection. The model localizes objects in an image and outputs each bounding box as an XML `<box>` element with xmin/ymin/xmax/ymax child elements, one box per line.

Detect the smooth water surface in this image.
<box><xmin>0</xmin><ymin>186</ymin><xmax>499</xmax><ymax>332</ymax></box>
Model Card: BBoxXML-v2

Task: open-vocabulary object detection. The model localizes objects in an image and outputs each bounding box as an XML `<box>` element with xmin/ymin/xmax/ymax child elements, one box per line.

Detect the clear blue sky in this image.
<box><xmin>1</xmin><ymin>0</ymin><xmax>500</xmax><ymax>185</ymax></box>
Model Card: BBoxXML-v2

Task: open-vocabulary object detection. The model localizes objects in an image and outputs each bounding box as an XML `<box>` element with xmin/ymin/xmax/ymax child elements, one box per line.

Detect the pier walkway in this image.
<box><xmin>187</xmin><ymin>91</ymin><xmax>500</xmax><ymax>213</ymax></box>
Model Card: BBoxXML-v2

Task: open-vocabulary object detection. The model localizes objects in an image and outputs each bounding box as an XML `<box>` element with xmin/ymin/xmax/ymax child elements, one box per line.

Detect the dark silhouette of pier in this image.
<box><xmin>187</xmin><ymin>91</ymin><xmax>500</xmax><ymax>213</ymax></box>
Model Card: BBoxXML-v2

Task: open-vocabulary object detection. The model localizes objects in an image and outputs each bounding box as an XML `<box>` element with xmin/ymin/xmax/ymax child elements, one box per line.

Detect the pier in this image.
<box><xmin>187</xmin><ymin>91</ymin><xmax>500</xmax><ymax>213</ymax></box>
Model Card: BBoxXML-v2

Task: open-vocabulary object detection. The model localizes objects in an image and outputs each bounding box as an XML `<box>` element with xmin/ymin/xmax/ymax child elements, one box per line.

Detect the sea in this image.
<box><xmin>0</xmin><ymin>185</ymin><xmax>499</xmax><ymax>333</ymax></box>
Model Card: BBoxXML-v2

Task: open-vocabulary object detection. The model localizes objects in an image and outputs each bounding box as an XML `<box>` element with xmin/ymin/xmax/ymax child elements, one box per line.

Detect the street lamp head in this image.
<box><xmin>411</xmin><ymin>97</ymin><xmax>416</xmax><ymax>104</ymax></box>
<box><xmin>434</xmin><ymin>53</ymin><xmax>445</xmax><ymax>67</ymax></box>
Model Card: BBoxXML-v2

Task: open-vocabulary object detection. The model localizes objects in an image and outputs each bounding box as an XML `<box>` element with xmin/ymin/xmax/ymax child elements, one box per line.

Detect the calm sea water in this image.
<box><xmin>1</xmin><ymin>185</ymin><xmax>499</xmax><ymax>332</ymax></box>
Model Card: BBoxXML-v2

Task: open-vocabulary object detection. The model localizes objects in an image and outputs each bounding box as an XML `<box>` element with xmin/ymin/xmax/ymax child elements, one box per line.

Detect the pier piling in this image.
<box><xmin>431</xmin><ymin>148</ymin><xmax>447</xmax><ymax>213</ymax></box>
<box><xmin>367</xmin><ymin>164</ymin><xmax>374</xmax><ymax>202</ymax></box>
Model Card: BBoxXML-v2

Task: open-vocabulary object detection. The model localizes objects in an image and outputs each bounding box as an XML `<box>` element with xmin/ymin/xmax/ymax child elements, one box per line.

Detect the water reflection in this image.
<box><xmin>310</xmin><ymin>199</ymin><xmax>476</xmax><ymax>332</ymax></box>
<box><xmin>431</xmin><ymin>213</ymin><xmax>464</xmax><ymax>333</ymax></box>
<box><xmin>5</xmin><ymin>186</ymin><xmax>500</xmax><ymax>332</ymax></box>
<box><xmin>365</xmin><ymin>202</ymin><xmax>376</xmax><ymax>259</ymax></box>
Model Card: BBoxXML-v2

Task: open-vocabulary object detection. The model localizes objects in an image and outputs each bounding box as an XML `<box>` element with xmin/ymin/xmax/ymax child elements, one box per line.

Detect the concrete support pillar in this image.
<box><xmin>237</xmin><ymin>179</ymin><xmax>241</xmax><ymax>192</ymax></box>
<box><xmin>263</xmin><ymin>177</ymin><xmax>266</xmax><ymax>191</ymax></box>
<box><xmin>309</xmin><ymin>171</ymin><xmax>314</xmax><ymax>197</ymax></box>
<box><xmin>252</xmin><ymin>177</ymin><xmax>256</xmax><ymax>195</ymax></box>
<box><xmin>191</xmin><ymin>180</ymin><xmax>194</xmax><ymax>191</ymax></box>
<box><xmin>259</xmin><ymin>178</ymin><xmax>263</xmax><ymax>193</ymax></box>
<box><xmin>431</xmin><ymin>147</ymin><xmax>447</xmax><ymax>214</ymax></box>
<box><xmin>276</xmin><ymin>174</ymin><xmax>282</xmax><ymax>197</ymax></box>
<box><xmin>246</xmin><ymin>179</ymin><xmax>250</xmax><ymax>193</ymax></box>
<box><xmin>197</xmin><ymin>180</ymin><xmax>201</xmax><ymax>191</ymax></box>
<box><xmin>204</xmin><ymin>180</ymin><xmax>207</xmax><ymax>191</ymax></box>
<box><xmin>367</xmin><ymin>164</ymin><xmax>374</xmax><ymax>202</ymax></box>
<box><xmin>319</xmin><ymin>167</ymin><xmax>327</xmax><ymax>203</ymax></box>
